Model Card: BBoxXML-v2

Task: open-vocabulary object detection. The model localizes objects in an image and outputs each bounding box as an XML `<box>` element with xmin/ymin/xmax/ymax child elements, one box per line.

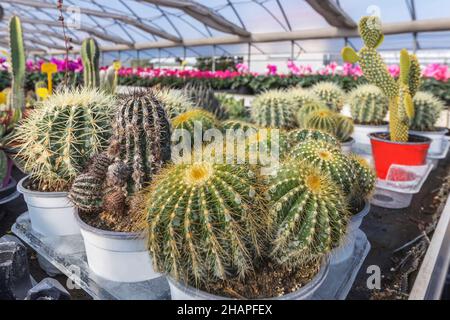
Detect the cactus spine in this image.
<box><xmin>410</xmin><ymin>92</ymin><xmax>444</xmax><ymax>131</ymax></box>
<box><xmin>251</xmin><ymin>90</ymin><xmax>298</xmax><ymax>129</ymax></box>
<box><xmin>145</xmin><ymin>162</ymin><xmax>270</xmax><ymax>283</ymax></box>
<box><xmin>9</xmin><ymin>16</ymin><xmax>26</xmax><ymax>110</ymax></box>
<box><xmin>311</xmin><ymin>82</ymin><xmax>345</xmax><ymax>112</ymax></box>
<box><xmin>342</xmin><ymin>16</ymin><xmax>422</xmax><ymax>142</ymax></box>
<box><xmin>348</xmin><ymin>154</ymin><xmax>376</xmax><ymax>210</ymax></box>
<box><xmin>14</xmin><ymin>88</ymin><xmax>114</xmax><ymax>191</ymax></box>
<box><xmin>172</xmin><ymin>109</ymin><xmax>219</xmax><ymax>137</ymax></box>
<box><xmin>268</xmin><ymin>161</ymin><xmax>349</xmax><ymax>266</ymax></box>
<box><xmin>305</xmin><ymin>109</ymin><xmax>338</xmax><ymax>136</ymax></box>
<box><xmin>348</xmin><ymin>84</ymin><xmax>389</xmax><ymax>125</ymax></box>
<box><xmin>81</xmin><ymin>37</ymin><xmax>100</xmax><ymax>89</ymax></box>
<box><xmin>335</xmin><ymin>115</ymin><xmax>354</xmax><ymax>143</ymax></box>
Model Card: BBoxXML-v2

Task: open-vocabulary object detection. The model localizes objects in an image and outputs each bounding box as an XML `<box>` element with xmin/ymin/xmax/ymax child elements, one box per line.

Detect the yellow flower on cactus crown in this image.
<box><xmin>41</xmin><ymin>62</ymin><xmax>58</xmax><ymax>95</ymax></box>
<box><xmin>36</xmin><ymin>88</ymin><xmax>49</xmax><ymax>100</ymax></box>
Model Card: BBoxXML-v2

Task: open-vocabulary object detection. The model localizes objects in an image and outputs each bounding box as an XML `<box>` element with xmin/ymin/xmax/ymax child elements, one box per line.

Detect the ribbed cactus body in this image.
<box><xmin>296</xmin><ymin>101</ymin><xmax>325</xmax><ymax>128</ymax></box>
<box><xmin>311</xmin><ymin>82</ymin><xmax>345</xmax><ymax>112</ymax></box>
<box><xmin>268</xmin><ymin>161</ymin><xmax>349</xmax><ymax>266</ymax></box>
<box><xmin>348</xmin><ymin>154</ymin><xmax>376</xmax><ymax>210</ymax></box>
<box><xmin>335</xmin><ymin>115</ymin><xmax>354</xmax><ymax>142</ymax></box>
<box><xmin>81</xmin><ymin>38</ymin><xmax>100</xmax><ymax>89</ymax></box>
<box><xmin>15</xmin><ymin>88</ymin><xmax>114</xmax><ymax>191</ymax></box>
<box><xmin>348</xmin><ymin>85</ymin><xmax>389</xmax><ymax>125</ymax></box>
<box><xmin>216</xmin><ymin>94</ymin><xmax>247</xmax><ymax>120</ymax></box>
<box><xmin>157</xmin><ymin>89</ymin><xmax>194</xmax><ymax>119</ymax></box>
<box><xmin>172</xmin><ymin>109</ymin><xmax>218</xmax><ymax>137</ymax></box>
<box><xmin>305</xmin><ymin>109</ymin><xmax>337</xmax><ymax>136</ymax></box>
<box><xmin>222</xmin><ymin>119</ymin><xmax>258</xmax><ymax>132</ymax></box>
<box><xmin>288</xmin><ymin>88</ymin><xmax>322</xmax><ymax>111</ymax></box>
<box><xmin>286</xmin><ymin>129</ymin><xmax>340</xmax><ymax>149</ymax></box>
<box><xmin>289</xmin><ymin>140</ymin><xmax>356</xmax><ymax>196</ymax></box>
<box><xmin>9</xmin><ymin>16</ymin><xmax>26</xmax><ymax>110</ymax></box>
<box><xmin>100</xmin><ymin>66</ymin><xmax>117</xmax><ymax>94</ymax></box>
<box><xmin>251</xmin><ymin>90</ymin><xmax>298</xmax><ymax>129</ymax></box>
<box><xmin>410</xmin><ymin>92</ymin><xmax>444</xmax><ymax>131</ymax></box>
<box><xmin>145</xmin><ymin>162</ymin><xmax>269</xmax><ymax>283</ymax></box>
<box><xmin>115</xmin><ymin>91</ymin><xmax>172</xmax><ymax>194</ymax></box>
<box><xmin>183</xmin><ymin>84</ymin><xmax>226</xmax><ymax>119</ymax></box>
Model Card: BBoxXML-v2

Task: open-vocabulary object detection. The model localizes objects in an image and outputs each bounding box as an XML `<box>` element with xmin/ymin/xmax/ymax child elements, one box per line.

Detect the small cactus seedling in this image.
<box><xmin>311</xmin><ymin>82</ymin><xmax>345</xmax><ymax>112</ymax></box>
<box><xmin>410</xmin><ymin>92</ymin><xmax>445</xmax><ymax>131</ymax></box>
<box><xmin>251</xmin><ymin>90</ymin><xmax>298</xmax><ymax>130</ymax></box>
<box><xmin>348</xmin><ymin>84</ymin><xmax>389</xmax><ymax>125</ymax></box>
<box><xmin>268</xmin><ymin>161</ymin><xmax>349</xmax><ymax>266</ymax></box>
<box><xmin>144</xmin><ymin>161</ymin><xmax>270</xmax><ymax>283</ymax></box>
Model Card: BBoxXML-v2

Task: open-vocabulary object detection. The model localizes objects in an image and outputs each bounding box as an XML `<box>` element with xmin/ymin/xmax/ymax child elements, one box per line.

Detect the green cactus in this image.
<box><xmin>341</xmin><ymin>16</ymin><xmax>422</xmax><ymax>142</ymax></box>
<box><xmin>81</xmin><ymin>37</ymin><xmax>100</xmax><ymax>89</ymax></box>
<box><xmin>0</xmin><ymin>150</ymin><xmax>8</xmax><ymax>186</ymax></box>
<box><xmin>216</xmin><ymin>94</ymin><xmax>247</xmax><ymax>120</ymax></box>
<box><xmin>268</xmin><ymin>160</ymin><xmax>349</xmax><ymax>266</ymax></box>
<box><xmin>14</xmin><ymin>88</ymin><xmax>114</xmax><ymax>191</ymax></box>
<box><xmin>156</xmin><ymin>89</ymin><xmax>194</xmax><ymax>119</ymax></box>
<box><xmin>311</xmin><ymin>82</ymin><xmax>345</xmax><ymax>112</ymax></box>
<box><xmin>100</xmin><ymin>66</ymin><xmax>117</xmax><ymax>94</ymax></box>
<box><xmin>348</xmin><ymin>154</ymin><xmax>376</xmax><ymax>211</ymax></box>
<box><xmin>289</xmin><ymin>140</ymin><xmax>356</xmax><ymax>196</ymax></box>
<box><xmin>222</xmin><ymin>119</ymin><xmax>258</xmax><ymax>132</ymax></box>
<box><xmin>172</xmin><ymin>109</ymin><xmax>219</xmax><ymax>138</ymax></box>
<box><xmin>287</xmin><ymin>88</ymin><xmax>323</xmax><ymax>111</ymax></box>
<box><xmin>335</xmin><ymin>115</ymin><xmax>354</xmax><ymax>143</ymax></box>
<box><xmin>286</xmin><ymin>129</ymin><xmax>340</xmax><ymax>150</ymax></box>
<box><xmin>9</xmin><ymin>16</ymin><xmax>26</xmax><ymax>111</ymax></box>
<box><xmin>251</xmin><ymin>90</ymin><xmax>298</xmax><ymax>130</ymax></box>
<box><xmin>145</xmin><ymin>161</ymin><xmax>270</xmax><ymax>283</ymax></box>
<box><xmin>183</xmin><ymin>83</ymin><xmax>227</xmax><ymax>119</ymax></box>
<box><xmin>296</xmin><ymin>100</ymin><xmax>326</xmax><ymax>128</ymax></box>
<box><xmin>69</xmin><ymin>90</ymin><xmax>172</xmax><ymax>214</ymax></box>
<box><xmin>305</xmin><ymin>109</ymin><xmax>338</xmax><ymax>136</ymax></box>
<box><xmin>410</xmin><ymin>92</ymin><xmax>444</xmax><ymax>131</ymax></box>
<box><xmin>348</xmin><ymin>84</ymin><xmax>389</xmax><ymax>125</ymax></box>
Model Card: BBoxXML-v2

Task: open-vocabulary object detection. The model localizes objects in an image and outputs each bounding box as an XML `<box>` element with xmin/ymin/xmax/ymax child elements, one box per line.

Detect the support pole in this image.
<box><xmin>247</xmin><ymin>43</ymin><xmax>251</xmax><ymax>71</ymax></box>
<box><xmin>212</xmin><ymin>45</ymin><xmax>216</xmax><ymax>72</ymax></box>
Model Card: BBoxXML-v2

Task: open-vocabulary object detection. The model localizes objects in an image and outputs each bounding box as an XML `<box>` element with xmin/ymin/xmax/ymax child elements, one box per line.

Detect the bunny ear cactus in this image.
<box><xmin>144</xmin><ymin>161</ymin><xmax>270</xmax><ymax>284</ymax></box>
<box><xmin>268</xmin><ymin>161</ymin><xmax>349</xmax><ymax>266</ymax></box>
<box><xmin>341</xmin><ymin>16</ymin><xmax>422</xmax><ymax>142</ymax></box>
<box><xmin>310</xmin><ymin>82</ymin><xmax>345</xmax><ymax>112</ymax></box>
<box><xmin>348</xmin><ymin>84</ymin><xmax>389</xmax><ymax>125</ymax></box>
<box><xmin>410</xmin><ymin>92</ymin><xmax>444</xmax><ymax>131</ymax></box>
<box><xmin>81</xmin><ymin>37</ymin><xmax>100</xmax><ymax>89</ymax></box>
<box><xmin>9</xmin><ymin>16</ymin><xmax>26</xmax><ymax>111</ymax></box>
<box><xmin>251</xmin><ymin>90</ymin><xmax>298</xmax><ymax>130</ymax></box>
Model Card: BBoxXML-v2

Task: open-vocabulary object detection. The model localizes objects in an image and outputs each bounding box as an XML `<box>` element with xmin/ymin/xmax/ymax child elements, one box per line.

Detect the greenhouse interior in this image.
<box><xmin>2</xmin><ymin>0</ymin><xmax>450</xmax><ymax>304</ymax></box>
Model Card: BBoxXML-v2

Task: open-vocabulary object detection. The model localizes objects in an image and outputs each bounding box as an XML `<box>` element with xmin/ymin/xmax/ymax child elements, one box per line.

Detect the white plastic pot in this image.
<box><xmin>17</xmin><ymin>176</ymin><xmax>80</xmax><ymax>237</ymax></box>
<box><xmin>75</xmin><ymin>211</ymin><xmax>159</xmax><ymax>283</ymax></box>
<box><xmin>409</xmin><ymin>128</ymin><xmax>448</xmax><ymax>155</ymax></box>
<box><xmin>352</xmin><ymin>124</ymin><xmax>388</xmax><ymax>150</ymax></box>
<box><xmin>341</xmin><ymin>138</ymin><xmax>355</xmax><ymax>154</ymax></box>
<box><xmin>330</xmin><ymin>201</ymin><xmax>370</xmax><ymax>265</ymax></box>
<box><xmin>168</xmin><ymin>258</ymin><xmax>329</xmax><ymax>300</ymax></box>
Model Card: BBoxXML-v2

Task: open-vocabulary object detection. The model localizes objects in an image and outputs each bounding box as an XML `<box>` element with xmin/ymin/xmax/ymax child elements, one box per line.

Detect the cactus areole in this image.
<box><xmin>341</xmin><ymin>16</ymin><xmax>430</xmax><ymax>178</ymax></box>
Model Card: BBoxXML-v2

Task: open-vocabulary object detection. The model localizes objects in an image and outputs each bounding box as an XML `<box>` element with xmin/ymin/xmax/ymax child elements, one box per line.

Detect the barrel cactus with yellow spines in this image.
<box><xmin>310</xmin><ymin>82</ymin><xmax>345</xmax><ymax>112</ymax></box>
<box><xmin>348</xmin><ymin>84</ymin><xmax>389</xmax><ymax>125</ymax></box>
<box><xmin>286</xmin><ymin>129</ymin><xmax>340</xmax><ymax>150</ymax></box>
<box><xmin>348</xmin><ymin>154</ymin><xmax>376</xmax><ymax>211</ymax></box>
<box><xmin>335</xmin><ymin>115</ymin><xmax>354</xmax><ymax>143</ymax></box>
<box><xmin>305</xmin><ymin>109</ymin><xmax>337</xmax><ymax>136</ymax></box>
<box><xmin>410</xmin><ymin>92</ymin><xmax>445</xmax><ymax>131</ymax></box>
<box><xmin>172</xmin><ymin>108</ymin><xmax>219</xmax><ymax>137</ymax></box>
<box><xmin>341</xmin><ymin>16</ymin><xmax>422</xmax><ymax>142</ymax></box>
<box><xmin>156</xmin><ymin>89</ymin><xmax>194</xmax><ymax>119</ymax></box>
<box><xmin>292</xmin><ymin>90</ymin><xmax>327</xmax><ymax>128</ymax></box>
<box><xmin>250</xmin><ymin>90</ymin><xmax>298</xmax><ymax>129</ymax></box>
<box><xmin>268</xmin><ymin>161</ymin><xmax>349</xmax><ymax>266</ymax></box>
<box><xmin>145</xmin><ymin>161</ymin><xmax>270</xmax><ymax>284</ymax></box>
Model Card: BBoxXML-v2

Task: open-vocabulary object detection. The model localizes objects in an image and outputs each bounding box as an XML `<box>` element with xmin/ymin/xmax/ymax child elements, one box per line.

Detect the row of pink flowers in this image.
<box><xmin>8</xmin><ymin>58</ymin><xmax>450</xmax><ymax>82</ymax></box>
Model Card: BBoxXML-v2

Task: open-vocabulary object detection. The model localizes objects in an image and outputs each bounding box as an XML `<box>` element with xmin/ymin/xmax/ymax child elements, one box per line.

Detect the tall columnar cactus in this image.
<box><xmin>348</xmin><ymin>84</ymin><xmax>389</xmax><ymax>125</ymax></box>
<box><xmin>183</xmin><ymin>83</ymin><xmax>227</xmax><ymax>119</ymax></box>
<box><xmin>410</xmin><ymin>92</ymin><xmax>444</xmax><ymax>131</ymax></box>
<box><xmin>9</xmin><ymin>16</ymin><xmax>26</xmax><ymax>110</ymax></box>
<box><xmin>251</xmin><ymin>90</ymin><xmax>298</xmax><ymax>129</ymax></box>
<box><xmin>305</xmin><ymin>109</ymin><xmax>338</xmax><ymax>136</ymax></box>
<box><xmin>100</xmin><ymin>65</ymin><xmax>117</xmax><ymax>94</ymax></box>
<box><xmin>348</xmin><ymin>154</ymin><xmax>376</xmax><ymax>210</ymax></box>
<box><xmin>311</xmin><ymin>82</ymin><xmax>345</xmax><ymax>112</ymax></box>
<box><xmin>268</xmin><ymin>161</ymin><xmax>349</xmax><ymax>266</ymax></box>
<box><xmin>335</xmin><ymin>115</ymin><xmax>354</xmax><ymax>142</ymax></box>
<box><xmin>156</xmin><ymin>89</ymin><xmax>194</xmax><ymax>119</ymax></box>
<box><xmin>14</xmin><ymin>88</ymin><xmax>114</xmax><ymax>191</ymax></box>
<box><xmin>81</xmin><ymin>37</ymin><xmax>100</xmax><ymax>89</ymax></box>
<box><xmin>144</xmin><ymin>162</ymin><xmax>270</xmax><ymax>283</ymax></box>
<box><xmin>289</xmin><ymin>140</ymin><xmax>356</xmax><ymax>196</ymax></box>
<box><xmin>342</xmin><ymin>16</ymin><xmax>422</xmax><ymax>142</ymax></box>
<box><xmin>286</xmin><ymin>129</ymin><xmax>340</xmax><ymax>150</ymax></box>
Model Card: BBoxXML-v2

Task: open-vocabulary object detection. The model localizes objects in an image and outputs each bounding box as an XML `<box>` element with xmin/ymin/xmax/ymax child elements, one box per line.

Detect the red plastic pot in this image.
<box><xmin>369</xmin><ymin>132</ymin><xmax>431</xmax><ymax>179</ymax></box>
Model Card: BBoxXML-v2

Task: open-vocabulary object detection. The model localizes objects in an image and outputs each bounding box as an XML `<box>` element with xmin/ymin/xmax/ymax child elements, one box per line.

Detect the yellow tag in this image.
<box><xmin>41</xmin><ymin>62</ymin><xmax>57</xmax><ymax>74</ymax></box>
<box><xmin>113</xmin><ymin>61</ymin><xmax>121</xmax><ymax>71</ymax></box>
<box><xmin>0</xmin><ymin>92</ymin><xmax>6</xmax><ymax>105</ymax></box>
<box><xmin>36</xmin><ymin>88</ymin><xmax>49</xmax><ymax>100</ymax></box>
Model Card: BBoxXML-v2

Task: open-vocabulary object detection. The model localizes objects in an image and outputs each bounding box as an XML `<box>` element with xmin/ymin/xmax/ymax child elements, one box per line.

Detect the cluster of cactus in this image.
<box><xmin>183</xmin><ymin>83</ymin><xmax>227</xmax><ymax>119</ymax></box>
<box><xmin>410</xmin><ymin>92</ymin><xmax>445</xmax><ymax>131</ymax></box>
<box><xmin>216</xmin><ymin>93</ymin><xmax>247</xmax><ymax>120</ymax></box>
<box><xmin>250</xmin><ymin>90</ymin><xmax>298</xmax><ymax>129</ymax></box>
<box><xmin>342</xmin><ymin>16</ymin><xmax>422</xmax><ymax>142</ymax></box>
<box><xmin>304</xmin><ymin>109</ymin><xmax>354</xmax><ymax>142</ymax></box>
<box><xmin>348</xmin><ymin>154</ymin><xmax>376</xmax><ymax>210</ymax></box>
<box><xmin>311</xmin><ymin>82</ymin><xmax>345</xmax><ymax>112</ymax></box>
<box><xmin>348</xmin><ymin>84</ymin><xmax>389</xmax><ymax>125</ymax></box>
<box><xmin>14</xmin><ymin>88</ymin><xmax>114</xmax><ymax>191</ymax></box>
<box><xmin>69</xmin><ymin>90</ymin><xmax>171</xmax><ymax>213</ymax></box>
<box><xmin>156</xmin><ymin>89</ymin><xmax>194</xmax><ymax>119</ymax></box>
<box><xmin>145</xmin><ymin>161</ymin><xmax>270</xmax><ymax>283</ymax></box>
<box><xmin>9</xmin><ymin>16</ymin><xmax>26</xmax><ymax>110</ymax></box>
<box><xmin>81</xmin><ymin>38</ymin><xmax>100</xmax><ymax>89</ymax></box>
